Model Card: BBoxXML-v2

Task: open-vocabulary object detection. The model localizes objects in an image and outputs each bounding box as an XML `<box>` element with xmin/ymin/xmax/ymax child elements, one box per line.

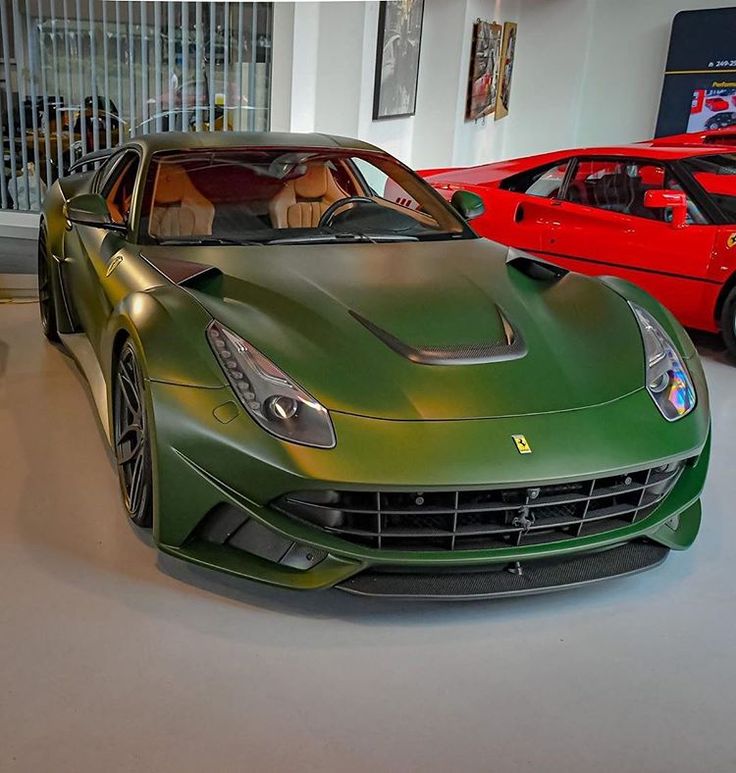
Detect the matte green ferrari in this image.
<box><xmin>38</xmin><ymin>132</ymin><xmax>710</xmax><ymax>599</ymax></box>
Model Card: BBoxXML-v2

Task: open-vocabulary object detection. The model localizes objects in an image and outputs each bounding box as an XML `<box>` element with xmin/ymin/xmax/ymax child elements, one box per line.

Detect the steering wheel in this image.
<box><xmin>318</xmin><ymin>196</ymin><xmax>375</xmax><ymax>228</ymax></box>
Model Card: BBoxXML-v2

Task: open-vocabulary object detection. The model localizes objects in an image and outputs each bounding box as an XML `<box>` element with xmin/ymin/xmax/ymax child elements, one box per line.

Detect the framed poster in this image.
<box><xmin>465</xmin><ymin>20</ymin><xmax>502</xmax><ymax>121</ymax></box>
<box><xmin>656</xmin><ymin>8</ymin><xmax>736</xmax><ymax>136</ymax></box>
<box><xmin>494</xmin><ymin>22</ymin><xmax>517</xmax><ymax>120</ymax></box>
<box><xmin>372</xmin><ymin>0</ymin><xmax>425</xmax><ymax>120</ymax></box>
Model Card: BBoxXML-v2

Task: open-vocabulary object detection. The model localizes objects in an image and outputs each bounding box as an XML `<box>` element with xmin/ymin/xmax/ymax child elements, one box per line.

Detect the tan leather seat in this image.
<box><xmin>149</xmin><ymin>163</ymin><xmax>215</xmax><ymax>238</ymax></box>
<box><xmin>269</xmin><ymin>164</ymin><xmax>347</xmax><ymax>229</ymax></box>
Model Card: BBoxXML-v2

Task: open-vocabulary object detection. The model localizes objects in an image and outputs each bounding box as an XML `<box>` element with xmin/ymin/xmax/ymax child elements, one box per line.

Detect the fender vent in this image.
<box><xmin>140</xmin><ymin>253</ymin><xmax>222</xmax><ymax>289</ymax></box>
<box><xmin>506</xmin><ymin>248</ymin><xmax>568</xmax><ymax>281</ymax></box>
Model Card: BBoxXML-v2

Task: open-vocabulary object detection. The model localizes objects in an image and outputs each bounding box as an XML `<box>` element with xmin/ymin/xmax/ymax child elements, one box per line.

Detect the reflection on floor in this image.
<box><xmin>1</xmin><ymin>300</ymin><xmax>735</xmax><ymax>773</ymax></box>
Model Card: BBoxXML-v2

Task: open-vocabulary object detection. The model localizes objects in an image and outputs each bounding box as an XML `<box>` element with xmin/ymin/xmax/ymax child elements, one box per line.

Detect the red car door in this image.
<box><xmin>538</xmin><ymin>157</ymin><xmax>718</xmax><ymax>330</ymax></box>
<box><xmin>481</xmin><ymin>159</ymin><xmax>573</xmax><ymax>253</ymax></box>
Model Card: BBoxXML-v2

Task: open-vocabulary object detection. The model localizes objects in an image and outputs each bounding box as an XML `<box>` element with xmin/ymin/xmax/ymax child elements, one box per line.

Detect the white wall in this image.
<box><xmin>499</xmin><ymin>0</ymin><xmax>730</xmax><ymax>159</ymax></box>
<box><xmin>574</xmin><ymin>0</ymin><xmax>730</xmax><ymax>148</ymax></box>
<box><xmin>271</xmin><ymin>0</ymin><xmax>732</xmax><ymax>169</ymax></box>
<box><xmin>500</xmin><ymin>0</ymin><xmax>593</xmax><ymax>159</ymax></box>
<box><xmin>270</xmin><ymin>0</ymin><xmax>521</xmax><ymax>167</ymax></box>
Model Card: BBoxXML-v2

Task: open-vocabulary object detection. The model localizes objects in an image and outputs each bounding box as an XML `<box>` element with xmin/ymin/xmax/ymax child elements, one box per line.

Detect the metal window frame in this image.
<box><xmin>0</xmin><ymin>1</ymin><xmax>272</xmax><ymax>213</ymax></box>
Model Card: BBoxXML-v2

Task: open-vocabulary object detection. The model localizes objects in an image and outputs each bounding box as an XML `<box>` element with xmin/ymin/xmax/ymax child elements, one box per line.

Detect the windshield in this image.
<box><xmin>139</xmin><ymin>147</ymin><xmax>473</xmax><ymax>245</ymax></box>
<box><xmin>681</xmin><ymin>152</ymin><xmax>736</xmax><ymax>221</ymax></box>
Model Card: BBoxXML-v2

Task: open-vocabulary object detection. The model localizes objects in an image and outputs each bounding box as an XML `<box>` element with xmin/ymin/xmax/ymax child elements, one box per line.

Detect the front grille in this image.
<box><xmin>274</xmin><ymin>463</ymin><xmax>683</xmax><ymax>552</ymax></box>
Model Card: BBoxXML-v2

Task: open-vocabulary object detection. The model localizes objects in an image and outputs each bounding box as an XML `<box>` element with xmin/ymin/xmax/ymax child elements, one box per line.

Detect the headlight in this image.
<box><xmin>629</xmin><ymin>303</ymin><xmax>696</xmax><ymax>421</ymax></box>
<box><xmin>207</xmin><ymin>321</ymin><xmax>336</xmax><ymax>448</ymax></box>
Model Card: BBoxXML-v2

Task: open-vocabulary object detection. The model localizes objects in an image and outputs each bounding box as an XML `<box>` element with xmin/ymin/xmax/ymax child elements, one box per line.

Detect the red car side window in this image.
<box><xmin>501</xmin><ymin>161</ymin><xmax>570</xmax><ymax>198</ymax></box>
<box><xmin>565</xmin><ymin>158</ymin><xmax>706</xmax><ymax>225</ymax></box>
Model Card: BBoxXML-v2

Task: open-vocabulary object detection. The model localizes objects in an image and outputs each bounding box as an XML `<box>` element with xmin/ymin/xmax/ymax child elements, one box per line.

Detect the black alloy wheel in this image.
<box><xmin>38</xmin><ymin>222</ymin><xmax>59</xmax><ymax>341</ymax></box>
<box><xmin>113</xmin><ymin>340</ymin><xmax>153</xmax><ymax>527</ymax></box>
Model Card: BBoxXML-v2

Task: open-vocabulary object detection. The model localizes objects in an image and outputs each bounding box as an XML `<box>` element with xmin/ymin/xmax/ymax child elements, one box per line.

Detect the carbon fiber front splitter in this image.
<box><xmin>335</xmin><ymin>541</ymin><xmax>670</xmax><ymax>599</ymax></box>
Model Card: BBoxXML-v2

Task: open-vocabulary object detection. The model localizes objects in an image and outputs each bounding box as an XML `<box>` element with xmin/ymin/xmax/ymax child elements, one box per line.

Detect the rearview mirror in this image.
<box><xmin>63</xmin><ymin>193</ymin><xmax>126</xmax><ymax>232</ymax></box>
<box><xmin>643</xmin><ymin>189</ymin><xmax>688</xmax><ymax>228</ymax></box>
<box><xmin>451</xmin><ymin>190</ymin><xmax>485</xmax><ymax>221</ymax></box>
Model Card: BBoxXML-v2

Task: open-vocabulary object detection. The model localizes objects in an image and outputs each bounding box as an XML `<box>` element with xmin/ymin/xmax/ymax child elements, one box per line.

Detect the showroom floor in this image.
<box><xmin>1</xmin><ymin>300</ymin><xmax>735</xmax><ymax>773</ymax></box>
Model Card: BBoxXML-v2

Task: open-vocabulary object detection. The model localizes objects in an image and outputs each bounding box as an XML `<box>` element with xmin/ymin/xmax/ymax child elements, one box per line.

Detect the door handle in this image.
<box><xmin>514</xmin><ymin>203</ymin><xmax>525</xmax><ymax>223</ymax></box>
<box><xmin>550</xmin><ymin>200</ymin><xmax>563</xmax><ymax>207</ymax></box>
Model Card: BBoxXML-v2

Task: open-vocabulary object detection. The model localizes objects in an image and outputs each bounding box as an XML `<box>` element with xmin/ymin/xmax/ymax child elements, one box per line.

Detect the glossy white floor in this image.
<box><xmin>1</xmin><ymin>300</ymin><xmax>735</xmax><ymax>773</ymax></box>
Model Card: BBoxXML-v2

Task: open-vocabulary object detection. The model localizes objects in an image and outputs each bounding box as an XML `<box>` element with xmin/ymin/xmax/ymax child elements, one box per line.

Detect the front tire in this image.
<box><xmin>720</xmin><ymin>285</ymin><xmax>736</xmax><ymax>360</ymax></box>
<box><xmin>37</xmin><ymin>222</ymin><xmax>59</xmax><ymax>342</ymax></box>
<box><xmin>113</xmin><ymin>340</ymin><xmax>153</xmax><ymax>527</ymax></box>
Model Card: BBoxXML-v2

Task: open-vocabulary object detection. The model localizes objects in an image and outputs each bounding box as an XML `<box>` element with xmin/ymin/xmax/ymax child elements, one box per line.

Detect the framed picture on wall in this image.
<box><xmin>372</xmin><ymin>0</ymin><xmax>425</xmax><ymax>120</ymax></box>
<box><xmin>494</xmin><ymin>22</ymin><xmax>517</xmax><ymax>120</ymax></box>
<box><xmin>465</xmin><ymin>20</ymin><xmax>502</xmax><ymax>121</ymax></box>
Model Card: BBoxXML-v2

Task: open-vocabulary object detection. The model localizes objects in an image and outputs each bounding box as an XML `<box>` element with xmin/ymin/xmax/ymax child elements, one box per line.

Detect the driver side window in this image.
<box><xmin>563</xmin><ymin>158</ymin><xmax>707</xmax><ymax>224</ymax></box>
<box><xmin>351</xmin><ymin>157</ymin><xmax>418</xmax><ymax>209</ymax></box>
<box><xmin>103</xmin><ymin>152</ymin><xmax>139</xmax><ymax>225</ymax></box>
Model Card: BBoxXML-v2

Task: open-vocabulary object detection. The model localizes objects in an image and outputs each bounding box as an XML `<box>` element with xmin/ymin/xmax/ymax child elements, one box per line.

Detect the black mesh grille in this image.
<box><xmin>274</xmin><ymin>463</ymin><xmax>683</xmax><ymax>552</ymax></box>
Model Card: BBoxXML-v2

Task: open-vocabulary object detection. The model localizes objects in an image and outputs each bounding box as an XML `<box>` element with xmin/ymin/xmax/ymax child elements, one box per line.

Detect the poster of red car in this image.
<box><xmin>688</xmin><ymin>88</ymin><xmax>736</xmax><ymax>132</ymax></box>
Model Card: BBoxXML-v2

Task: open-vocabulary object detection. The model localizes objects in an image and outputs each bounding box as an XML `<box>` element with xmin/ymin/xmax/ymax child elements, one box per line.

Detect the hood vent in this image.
<box><xmin>350</xmin><ymin>310</ymin><xmax>526</xmax><ymax>366</ymax></box>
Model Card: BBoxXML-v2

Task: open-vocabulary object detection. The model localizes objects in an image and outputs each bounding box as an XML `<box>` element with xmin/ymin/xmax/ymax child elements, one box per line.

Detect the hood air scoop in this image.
<box><xmin>350</xmin><ymin>309</ymin><xmax>526</xmax><ymax>366</ymax></box>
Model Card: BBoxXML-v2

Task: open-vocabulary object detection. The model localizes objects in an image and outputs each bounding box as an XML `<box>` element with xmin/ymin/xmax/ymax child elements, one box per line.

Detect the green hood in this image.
<box><xmin>145</xmin><ymin>239</ymin><xmax>645</xmax><ymax>420</ymax></box>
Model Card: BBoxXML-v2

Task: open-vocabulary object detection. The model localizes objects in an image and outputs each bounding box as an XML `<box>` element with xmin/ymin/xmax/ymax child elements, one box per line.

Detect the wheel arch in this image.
<box><xmin>714</xmin><ymin>272</ymin><xmax>736</xmax><ymax>329</ymax></box>
<box><xmin>104</xmin><ymin>294</ymin><xmax>222</xmax><ymax>537</ymax></box>
<box><xmin>110</xmin><ymin>332</ymin><xmax>155</xmax><ymax>528</ymax></box>
<box><xmin>110</xmin><ymin>327</ymin><xmax>131</xmax><ymax>376</ymax></box>
<box><xmin>104</xmin><ymin>287</ymin><xmax>222</xmax><ymax>389</ymax></box>
<box><xmin>41</xmin><ymin>182</ymin><xmax>69</xmax><ymax>258</ymax></box>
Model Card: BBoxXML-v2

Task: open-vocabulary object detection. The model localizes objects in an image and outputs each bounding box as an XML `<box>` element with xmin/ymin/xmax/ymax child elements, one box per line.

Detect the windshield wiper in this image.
<box><xmin>266</xmin><ymin>232</ymin><xmax>419</xmax><ymax>245</ymax></box>
<box><xmin>352</xmin><ymin>233</ymin><xmax>419</xmax><ymax>243</ymax></box>
<box><xmin>157</xmin><ymin>237</ymin><xmax>264</xmax><ymax>246</ymax></box>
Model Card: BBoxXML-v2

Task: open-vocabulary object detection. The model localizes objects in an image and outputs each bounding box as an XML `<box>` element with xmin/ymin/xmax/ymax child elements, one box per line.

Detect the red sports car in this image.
<box><xmin>422</xmin><ymin>144</ymin><xmax>736</xmax><ymax>356</ymax></box>
<box><xmin>705</xmin><ymin>96</ymin><xmax>729</xmax><ymax>112</ymax></box>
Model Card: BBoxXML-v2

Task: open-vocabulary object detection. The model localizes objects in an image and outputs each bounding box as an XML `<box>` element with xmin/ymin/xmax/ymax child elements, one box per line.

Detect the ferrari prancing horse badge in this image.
<box><xmin>512</xmin><ymin>434</ymin><xmax>532</xmax><ymax>454</ymax></box>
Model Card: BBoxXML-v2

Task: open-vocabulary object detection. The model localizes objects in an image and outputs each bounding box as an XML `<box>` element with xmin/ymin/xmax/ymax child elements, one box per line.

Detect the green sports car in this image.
<box><xmin>38</xmin><ymin>132</ymin><xmax>710</xmax><ymax>599</ymax></box>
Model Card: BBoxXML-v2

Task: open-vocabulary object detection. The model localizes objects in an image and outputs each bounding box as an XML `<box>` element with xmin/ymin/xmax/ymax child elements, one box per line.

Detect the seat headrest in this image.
<box><xmin>293</xmin><ymin>165</ymin><xmax>329</xmax><ymax>199</ymax></box>
<box><xmin>155</xmin><ymin>164</ymin><xmax>194</xmax><ymax>204</ymax></box>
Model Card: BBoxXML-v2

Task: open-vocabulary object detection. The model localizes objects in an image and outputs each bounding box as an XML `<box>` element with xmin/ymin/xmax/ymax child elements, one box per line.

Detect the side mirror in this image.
<box><xmin>63</xmin><ymin>193</ymin><xmax>126</xmax><ymax>231</ymax></box>
<box><xmin>451</xmin><ymin>190</ymin><xmax>485</xmax><ymax>221</ymax></box>
<box><xmin>643</xmin><ymin>189</ymin><xmax>688</xmax><ymax>228</ymax></box>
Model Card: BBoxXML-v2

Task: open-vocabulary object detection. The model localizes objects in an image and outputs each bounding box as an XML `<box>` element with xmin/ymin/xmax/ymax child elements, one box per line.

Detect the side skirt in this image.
<box><xmin>50</xmin><ymin>252</ymin><xmax>79</xmax><ymax>334</ymax></box>
<box><xmin>59</xmin><ymin>332</ymin><xmax>111</xmax><ymax>445</ymax></box>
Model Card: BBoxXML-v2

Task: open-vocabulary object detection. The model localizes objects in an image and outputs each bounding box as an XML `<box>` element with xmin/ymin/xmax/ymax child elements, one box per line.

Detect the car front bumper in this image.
<box><xmin>148</xmin><ymin>376</ymin><xmax>710</xmax><ymax>597</ymax></box>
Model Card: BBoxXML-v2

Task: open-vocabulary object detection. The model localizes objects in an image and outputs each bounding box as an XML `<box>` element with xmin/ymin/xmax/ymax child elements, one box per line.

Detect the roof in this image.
<box><xmin>609</xmin><ymin>142</ymin><xmax>732</xmax><ymax>159</ymax></box>
<box><xmin>648</xmin><ymin>130</ymin><xmax>736</xmax><ymax>147</ymax></box>
<box><xmin>501</xmin><ymin>143</ymin><xmax>731</xmax><ymax>161</ymax></box>
<box><xmin>126</xmin><ymin>131</ymin><xmax>381</xmax><ymax>155</ymax></box>
<box><xmin>424</xmin><ymin>143</ymin><xmax>733</xmax><ymax>186</ymax></box>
